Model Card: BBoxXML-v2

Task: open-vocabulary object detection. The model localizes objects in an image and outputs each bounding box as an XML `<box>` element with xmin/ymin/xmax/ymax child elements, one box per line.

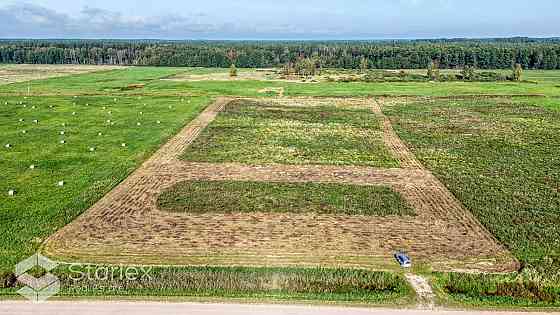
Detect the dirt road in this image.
<box><xmin>1</xmin><ymin>301</ymin><xmax>558</xmax><ymax>315</ymax></box>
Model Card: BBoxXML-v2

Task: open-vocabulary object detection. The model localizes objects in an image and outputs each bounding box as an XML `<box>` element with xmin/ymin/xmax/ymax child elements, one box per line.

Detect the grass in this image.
<box><xmin>181</xmin><ymin>99</ymin><xmax>398</xmax><ymax>167</ymax></box>
<box><xmin>0</xmin><ymin>94</ymin><xmax>211</xmax><ymax>273</ymax></box>
<box><xmin>0</xmin><ymin>67</ymin><xmax>192</xmax><ymax>95</ymax></box>
<box><xmin>0</xmin><ymin>265</ymin><xmax>413</xmax><ymax>304</ymax></box>
<box><xmin>2</xmin><ymin>66</ymin><xmax>560</xmax><ymax>306</ymax></box>
<box><xmin>157</xmin><ymin>180</ymin><xmax>414</xmax><ymax>216</ymax></box>
<box><xmin>384</xmin><ymin>98</ymin><xmax>560</xmax><ymax>266</ymax></box>
<box><xmin>3</xmin><ymin>68</ymin><xmax>560</xmax><ymax>98</ymax></box>
<box><xmin>0</xmin><ymin>64</ymin><xmax>118</xmax><ymax>85</ymax></box>
<box><xmin>433</xmin><ymin>271</ymin><xmax>560</xmax><ymax>307</ymax></box>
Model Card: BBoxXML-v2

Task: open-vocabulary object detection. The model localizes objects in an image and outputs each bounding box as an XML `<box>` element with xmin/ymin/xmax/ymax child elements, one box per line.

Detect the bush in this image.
<box><xmin>443</xmin><ymin>272</ymin><xmax>560</xmax><ymax>304</ymax></box>
<box><xmin>439</xmin><ymin>74</ymin><xmax>458</xmax><ymax>82</ymax></box>
<box><xmin>229</xmin><ymin>64</ymin><xmax>237</xmax><ymax>77</ymax></box>
<box><xmin>477</xmin><ymin>71</ymin><xmax>507</xmax><ymax>82</ymax></box>
<box><xmin>55</xmin><ymin>266</ymin><xmax>411</xmax><ymax>301</ymax></box>
<box><xmin>0</xmin><ymin>271</ymin><xmax>16</xmax><ymax>288</ymax></box>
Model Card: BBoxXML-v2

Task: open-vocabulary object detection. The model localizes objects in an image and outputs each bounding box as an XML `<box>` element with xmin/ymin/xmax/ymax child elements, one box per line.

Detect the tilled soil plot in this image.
<box><xmin>44</xmin><ymin>97</ymin><xmax>518</xmax><ymax>272</ymax></box>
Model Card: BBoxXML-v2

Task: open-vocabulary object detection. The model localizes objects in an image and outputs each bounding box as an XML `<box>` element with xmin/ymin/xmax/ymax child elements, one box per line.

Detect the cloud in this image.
<box><xmin>0</xmin><ymin>1</ymin><xmax>558</xmax><ymax>39</ymax></box>
<box><xmin>0</xmin><ymin>3</ymin><xmax>221</xmax><ymax>38</ymax></box>
<box><xmin>0</xmin><ymin>3</ymin><xmax>71</xmax><ymax>36</ymax></box>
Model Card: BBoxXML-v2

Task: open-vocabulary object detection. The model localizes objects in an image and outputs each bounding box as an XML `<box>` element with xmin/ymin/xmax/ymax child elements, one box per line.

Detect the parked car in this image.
<box><xmin>394</xmin><ymin>251</ymin><xmax>411</xmax><ymax>268</ymax></box>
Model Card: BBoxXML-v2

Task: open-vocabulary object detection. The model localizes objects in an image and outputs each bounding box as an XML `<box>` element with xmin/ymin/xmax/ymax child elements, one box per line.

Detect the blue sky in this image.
<box><xmin>1</xmin><ymin>0</ymin><xmax>559</xmax><ymax>39</ymax></box>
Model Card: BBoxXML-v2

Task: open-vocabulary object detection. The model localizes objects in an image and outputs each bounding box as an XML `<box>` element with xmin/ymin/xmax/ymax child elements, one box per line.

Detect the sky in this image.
<box><xmin>0</xmin><ymin>0</ymin><xmax>559</xmax><ymax>40</ymax></box>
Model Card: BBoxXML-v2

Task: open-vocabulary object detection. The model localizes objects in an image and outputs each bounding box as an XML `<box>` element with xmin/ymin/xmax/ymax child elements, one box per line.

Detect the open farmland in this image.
<box><xmin>1</xmin><ymin>65</ymin><xmax>559</xmax><ymax>307</ymax></box>
<box><xmin>382</xmin><ymin>97</ymin><xmax>560</xmax><ymax>306</ymax></box>
<box><xmin>0</xmin><ymin>64</ymin><xmax>122</xmax><ymax>85</ymax></box>
<box><xmin>382</xmin><ymin>97</ymin><xmax>560</xmax><ymax>267</ymax></box>
<box><xmin>0</xmin><ymin>91</ymin><xmax>211</xmax><ymax>272</ymax></box>
<box><xmin>181</xmin><ymin>99</ymin><xmax>398</xmax><ymax>167</ymax></box>
<box><xmin>43</xmin><ymin>97</ymin><xmax>516</xmax><ymax>273</ymax></box>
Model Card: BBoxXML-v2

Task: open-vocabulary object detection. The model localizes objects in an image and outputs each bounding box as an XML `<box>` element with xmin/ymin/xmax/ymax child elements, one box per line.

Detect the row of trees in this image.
<box><xmin>1</xmin><ymin>39</ymin><xmax>560</xmax><ymax>69</ymax></box>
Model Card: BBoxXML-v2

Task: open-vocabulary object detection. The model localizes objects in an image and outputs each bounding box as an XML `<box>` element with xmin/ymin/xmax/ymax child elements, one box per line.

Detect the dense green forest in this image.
<box><xmin>1</xmin><ymin>38</ymin><xmax>560</xmax><ymax>69</ymax></box>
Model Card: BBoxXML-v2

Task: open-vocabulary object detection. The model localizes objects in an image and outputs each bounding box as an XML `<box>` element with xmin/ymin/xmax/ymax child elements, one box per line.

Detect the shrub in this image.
<box><xmin>443</xmin><ymin>272</ymin><xmax>560</xmax><ymax>304</ymax></box>
<box><xmin>512</xmin><ymin>63</ymin><xmax>523</xmax><ymax>81</ymax></box>
<box><xmin>461</xmin><ymin>66</ymin><xmax>477</xmax><ymax>81</ymax></box>
<box><xmin>0</xmin><ymin>271</ymin><xmax>16</xmax><ymax>289</ymax></box>
<box><xmin>229</xmin><ymin>64</ymin><xmax>237</xmax><ymax>77</ymax></box>
<box><xmin>427</xmin><ymin>60</ymin><xmax>440</xmax><ymax>81</ymax></box>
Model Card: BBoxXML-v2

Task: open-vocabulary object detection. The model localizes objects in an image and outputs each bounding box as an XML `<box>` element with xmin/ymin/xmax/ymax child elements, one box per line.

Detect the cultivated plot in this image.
<box><xmin>182</xmin><ymin>99</ymin><xmax>398</xmax><ymax>167</ymax></box>
<box><xmin>44</xmin><ymin>98</ymin><xmax>517</xmax><ymax>272</ymax></box>
<box><xmin>383</xmin><ymin>97</ymin><xmax>560</xmax><ymax>267</ymax></box>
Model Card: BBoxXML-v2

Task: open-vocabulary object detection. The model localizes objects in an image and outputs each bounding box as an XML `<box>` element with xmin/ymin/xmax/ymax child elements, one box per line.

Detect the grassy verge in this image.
<box><xmin>157</xmin><ymin>180</ymin><xmax>414</xmax><ymax>216</ymax></box>
<box><xmin>0</xmin><ymin>95</ymin><xmax>211</xmax><ymax>273</ymax></box>
<box><xmin>433</xmin><ymin>271</ymin><xmax>560</xmax><ymax>308</ymax></box>
<box><xmin>0</xmin><ymin>265</ymin><xmax>413</xmax><ymax>305</ymax></box>
<box><xmin>182</xmin><ymin>99</ymin><xmax>398</xmax><ymax>167</ymax></box>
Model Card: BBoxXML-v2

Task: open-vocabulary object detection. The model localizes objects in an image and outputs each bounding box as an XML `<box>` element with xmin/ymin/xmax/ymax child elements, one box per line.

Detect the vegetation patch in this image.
<box><xmin>0</xmin><ymin>265</ymin><xmax>412</xmax><ymax>303</ymax></box>
<box><xmin>157</xmin><ymin>180</ymin><xmax>414</xmax><ymax>216</ymax></box>
<box><xmin>435</xmin><ymin>269</ymin><xmax>560</xmax><ymax>307</ymax></box>
<box><xmin>0</xmin><ymin>64</ymin><xmax>120</xmax><ymax>85</ymax></box>
<box><xmin>0</xmin><ymin>95</ymin><xmax>210</xmax><ymax>274</ymax></box>
<box><xmin>182</xmin><ymin>99</ymin><xmax>398</xmax><ymax>167</ymax></box>
<box><xmin>383</xmin><ymin>98</ymin><xmax>560</xmax><ymax>268</ymax></box>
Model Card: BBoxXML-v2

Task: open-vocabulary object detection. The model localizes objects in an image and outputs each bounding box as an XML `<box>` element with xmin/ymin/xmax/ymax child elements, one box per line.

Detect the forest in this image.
<box><xmin>0</xmin><ymin>38</ymin><xmax>560</xmax><ymax>69</ymax></box>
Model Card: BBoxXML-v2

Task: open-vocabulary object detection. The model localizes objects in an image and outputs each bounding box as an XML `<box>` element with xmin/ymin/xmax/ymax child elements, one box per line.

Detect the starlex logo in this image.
<box><xmin>15</xmin><ymin>253</ymin><xmax>60</xmax><ymax>302</ymax></box>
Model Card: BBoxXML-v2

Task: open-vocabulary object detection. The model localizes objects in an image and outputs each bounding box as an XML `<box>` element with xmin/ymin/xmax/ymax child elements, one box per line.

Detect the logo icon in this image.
<box><xmin>15</xmin><ymin>253</ymin><xmax>60</xmax><ymax>302</ymax></box>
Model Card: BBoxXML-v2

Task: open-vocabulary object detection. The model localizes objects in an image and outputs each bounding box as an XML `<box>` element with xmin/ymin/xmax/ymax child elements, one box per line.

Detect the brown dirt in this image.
<box><xmin>43</xmin><ymin>97</ymin><xmax>518</xmax><ymax>273</ymax></box>
<box><xmin>257</xmin><ymin>87</ymin><xmax>285</xmax><ymax>97</ymax></box>
<box><xmin>165</xmin><ymin>70</ymin><xmax>272</xmax><ymax>82</ymax></box>
<box><xmin>372</xmin><ymin>100</ymin><xmax>424</xmax><ymax>169</ymax></box>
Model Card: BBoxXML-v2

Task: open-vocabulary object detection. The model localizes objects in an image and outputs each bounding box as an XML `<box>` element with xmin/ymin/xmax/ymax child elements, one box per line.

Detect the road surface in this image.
<box><xmin>1</xmin><ymin>302</ymin><xmax>559</xmax><ymax>315</ymax></box>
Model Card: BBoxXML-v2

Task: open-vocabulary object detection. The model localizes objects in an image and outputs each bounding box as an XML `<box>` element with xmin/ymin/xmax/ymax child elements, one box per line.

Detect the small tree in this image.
<box><xmin>461</xmin><ymin>65</ymin><xmax>476</xmax><ymax>81</ymax></box>
<box><xmin>229</xmin><ymin>63</ymin><xmax>237</xmax><ymax>77</ymax></box>
<box><xmin>359</xmin><ymin>57</ymin><xmax>369</xmax><ymax>73</ymax></box>
<box><xmin>226</xmin><ymin>48</ymin><xmax>238</xmax><ymax>77</ymax></box>
<box><xmin>295</xmin><ymin>57</ymin><xmax>317</xmax><ymax>76</ymax></box>
<box><xmin>281</xmin><ymin>62</ymin><xmax>295</xmax><ymax>76</ymax></box>
<box><xmin>226</xmin><ymin>48</ymin><xmax>237</xmax><ymax>64</ymax></box>
<box><xmin>427</xmin><ymin>60</ymin><xmax>440</xmax><ymax>81</ymax></box>
<box><xmin>512</xmin><ymin>63</ymin><xmax>523</xmax><ymax>81</ymax></box>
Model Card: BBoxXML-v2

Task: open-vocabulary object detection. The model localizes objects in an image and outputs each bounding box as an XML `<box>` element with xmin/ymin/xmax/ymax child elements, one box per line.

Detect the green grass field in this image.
<box><xmin>1</xmin><ymin>66</ymin><xmax>560</xmax><ymax>307</ymax></box>
<box><xmin>383</xmin><ymin>98</ymin><xmax>560</xmax><ymax>266</ymax></box>
<box><xmin>0</xmin><ymin>94</ymin><xmax>210</xmax><ymax>272</ymax></box>
<box><xmin>3</xmin><ymin>67</ymin><xmax>560</xmax><ymax>98</ymax></box>
<box><xmin>432</xmin><ymin>271</ymin><xmax>560</xmax><ymax>308</ymax></box>
<box><xmin>383</xmin><ymin>97</ymin><xmax>560</xmax><ymax>306</ymax></box>
<box><xmin>158</xmin><ymin>181</ymin><xmax>414</xmax><ymax>216</ymax></box>
<box><xmin>181</xmin><ymin>99</ymin><xmax>398</xmax><ymax>167</ymax></box>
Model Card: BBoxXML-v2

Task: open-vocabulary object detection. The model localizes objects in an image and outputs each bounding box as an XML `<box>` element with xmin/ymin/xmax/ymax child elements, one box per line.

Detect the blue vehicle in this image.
<box><xmin>394</xmin><ymin>251</ymin><xmax>411</xmax><ymax>268</ymax></box>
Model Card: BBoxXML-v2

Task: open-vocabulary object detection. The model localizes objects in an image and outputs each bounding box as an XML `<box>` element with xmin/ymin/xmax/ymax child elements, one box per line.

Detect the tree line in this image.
<box><xmin>0</xmin><ymin>38</ymin><xmax>559</xmax><ymax>69</ymax></box>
